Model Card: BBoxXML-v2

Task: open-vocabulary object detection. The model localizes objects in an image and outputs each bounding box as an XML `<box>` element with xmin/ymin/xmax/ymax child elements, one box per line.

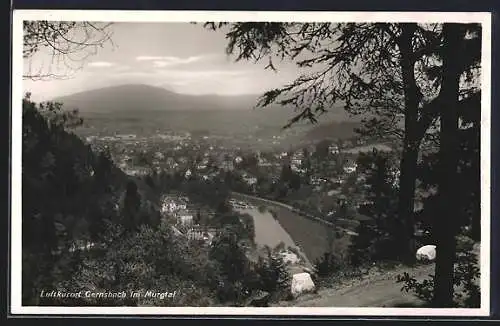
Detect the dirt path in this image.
<box><xmin>276</xmin><ymin>242</ymin><xmax>479</xmax><ymax>307</ymax></box>
<box><xmin>275</xmin><ymin>263</ymin><xmax>435</xmax><ymax>307</ymax></box>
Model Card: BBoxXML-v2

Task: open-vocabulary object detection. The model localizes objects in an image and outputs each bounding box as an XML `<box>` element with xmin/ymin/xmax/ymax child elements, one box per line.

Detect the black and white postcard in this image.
<box><xmin>10</xmin><ymin>10</ymin><xmax>491</xmax><ymax>316</ymax></box>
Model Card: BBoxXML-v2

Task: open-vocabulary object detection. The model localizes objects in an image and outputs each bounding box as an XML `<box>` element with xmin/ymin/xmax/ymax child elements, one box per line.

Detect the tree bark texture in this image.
<box><xmin>433</xmin><ymin>23</ymin><xmax>463</xmax><ymax>308</ymax></box>
<box><xmin>396</xmin><ymin>23</ymin><xmax>420</xmax><ymax>264</ymax></box>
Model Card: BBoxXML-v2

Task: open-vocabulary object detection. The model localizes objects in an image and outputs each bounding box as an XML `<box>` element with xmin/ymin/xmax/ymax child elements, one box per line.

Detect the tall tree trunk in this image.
<box><xmin>396</xmin><ymin>23</ymin><xmax>420</xmax><ymax>264</ymax></box>
<box><xmin>433</xmin><ymin>23</ymin><xmax>463</xmax><ymax>308</ymax></box>
<box><xmin>396</xmin><ymin>146</ymin><xmax>419</xmax><ymax>262</ymax></box>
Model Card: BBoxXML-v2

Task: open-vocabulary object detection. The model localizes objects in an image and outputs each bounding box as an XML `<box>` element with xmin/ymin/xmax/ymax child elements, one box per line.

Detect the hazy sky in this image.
<box><xmin>23</xmin><ymin>22</ymin><xmax>304</xmax><ymax>102</ymax></box>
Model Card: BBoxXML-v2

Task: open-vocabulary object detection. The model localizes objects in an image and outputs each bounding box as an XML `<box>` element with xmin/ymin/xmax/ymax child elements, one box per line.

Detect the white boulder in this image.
<box><xmin>416</xmin><ymin>244</ymin><xmax>437</xmax><ymax>261</ymax></box>
<box><xmin>291</xmin><ymin>272</ymin><xmax>315</xmax><ymax>297</ymax></box>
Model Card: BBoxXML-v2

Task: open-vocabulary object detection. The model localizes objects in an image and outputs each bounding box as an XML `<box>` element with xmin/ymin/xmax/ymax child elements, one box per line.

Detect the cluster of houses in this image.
<box><xmin>221</xmin><ymin>160</ymin><xmax>235</xmax><ymax>172</ymax></box>
<box><xmin>228</xmin><ymin>198</ymin><xmax>255</xmax><ymax>210</ymax></box>
<box><xmin>282</xmin><ymin>142</ymin><xmax>360</xmax><ymax>178</ymax></box>
<box><xmin>160</xmin><ymin>194</ymin><xmax>195</xmax><ymax>226</ymax></box>
<box><xmin>160</xmin><ymin>194</ymin><xmax>219</xmax><ymax>246</ymax></box>
<box><xmin>240</xmin><ymin>172</ymin><xmax>258</xmax><ymax>187</ymax></box>
<box><xmin>328</xmin><ymin>144</ymin><xmax>340</xmax><ymax>155</ymax></box>
<box><xmin>106</xmin><ymin>131</ymin><xmax>367</xmax><ymax>186</ymax></box>
<box><xmin>99</xmin><ymin>130</ymin><xmax>396</xmax><ymax>221</ymax></box>
<box><xmin>343</xmin><ymin>160</ymin><xmax>358</xmax><ymax>174</ymax></box>
<box><xmin>93</xmin><ymin>130</ymin><xmax>244</xmax><ymax>177</ymax></box>
<box><xmin>185</xmin><ymin>226</ymin><xmax>217</xmax><ymax>244</ymax></box>
<box><xmin>290</xmin><ymin>150</ymin><xmax>306</xmax><ymax>174</ymax></box>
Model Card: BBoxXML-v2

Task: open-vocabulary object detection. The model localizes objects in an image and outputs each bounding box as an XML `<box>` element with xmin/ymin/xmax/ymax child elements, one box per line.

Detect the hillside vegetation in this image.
<box><xmin>21</xmin><ymin>96</ymin><xmax>298</xmax><ymax>307</ymax></box>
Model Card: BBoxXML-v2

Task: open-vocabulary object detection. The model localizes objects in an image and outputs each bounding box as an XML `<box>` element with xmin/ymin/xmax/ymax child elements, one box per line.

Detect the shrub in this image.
<box><xmin>54</xmin><ymin>222</ymin><xmax>221</xmax><ymax>306</ymax></box>
<box><xmin>315</xmin><ymin>252</ymin><xmax>340</xmax><ymax>277</ymax></box>
<box><xmin>396</xmin><ymin>236</ymin><xmax>480</xmax><ymax>308</ymax></box>
<box><xmin>287</xmin><ymin>246</ymin><xmax>306</xmax><ymax>264</ymax></box>
<box><xmin>209</xmin><ymin>226</ymin><xmax>254</xmax><ymax>304</ymax></box>
<box><xmin>254</xmin><ymin>248</ymin><xmax>292</xmax><ymax>301</ymax></box>
<box><xmin>347</xmin><ymin>221</ymin><xmax>378</xmax><ymax>266</ymax></box>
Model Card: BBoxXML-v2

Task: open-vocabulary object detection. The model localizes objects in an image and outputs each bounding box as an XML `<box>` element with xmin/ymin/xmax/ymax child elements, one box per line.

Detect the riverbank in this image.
<box><xmin>231</xmin><ymin>192</ymin><xmax>353</xmax><ymax>264</ymax></box>
<box><xmin>232</xmin><ymin>192</ymin><xmax>358</xmax><ymax>235</ymax></box>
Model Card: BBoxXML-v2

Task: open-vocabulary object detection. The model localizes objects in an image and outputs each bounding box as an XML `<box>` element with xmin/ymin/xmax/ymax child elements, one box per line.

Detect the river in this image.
<box><xmin>234</xmin><ymin>206</ymin><xmax>313</xmax><ymax>268</ymax></box>
<box><xmin>231</xmin><ymin>192</ymin><xmax>356</xmax><ymax>265</ymax></box>
<box><xmin>235</xmin><ymin>207</ymin><xmax>296</xmax><ymax>249</ymax></box>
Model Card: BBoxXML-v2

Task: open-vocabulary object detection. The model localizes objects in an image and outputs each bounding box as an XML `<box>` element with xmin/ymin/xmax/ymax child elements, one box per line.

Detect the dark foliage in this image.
<box><xmin>348</xmin><ymin>150</ymin><xmax>400</xmax><ymax>265</ymax></box>
<box><xmin>22</xmin><ymin>94</ymin><xmax>130</xmax><ymax>304</ymax></box>
<box><xmin>397</xmin><ymin>236</ymin><xmax>480</xmax><ymax>308</ymax></box>
<box><xmin>315</xmin><ymin>252</ymin><xmax>341</xmax><ymax>277</ymax></box>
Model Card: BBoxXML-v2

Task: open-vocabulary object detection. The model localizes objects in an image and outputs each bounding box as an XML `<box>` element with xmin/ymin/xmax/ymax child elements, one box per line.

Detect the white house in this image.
<box><xmin>329</xmin><ymin>144</ymin><xmax>340</xmax><ymax>154</ymax></box>
<box><xmin>258</xmin><ymin>159</ymin><xmax>272</xmax><ymax>167</ymax></box>
<box><xmin>389</xmin><ymin>168</ymin><xmax>401</xmax><ymax>187</ymax></box>
<box><xmin>68</xmin><ymin>240</ymin><xmax>97</xmax><ymax>253</ymax></box>
<box><xmin>197</xmin><ymin>164</ymin><xmax>207</xmax><ymax>171</ymax></box>
<box><xmin>343</xmin><ymin>161</ymin><xmax>358</xmax><ymax>174</ymax></box>
<box><xmin>154</xmin><ymin>151</ymin><xmax>165</xmax><ymax>160</ymax></box>
<box><xmin>356</xmin><ymin>175</ymin><xmax>367</xmax><ymax>183</ymax></box>
<box><xmin>161</xmin><ymin>199</ymin><xmax>187</xmax><ymax>215</ymax></box>
<box><xmin>179</xmin><ymin>214</ymin><xmax>194</xmax><ymax>226</ymax></box>
<box><xmin>293</xmin><ymin>150</ymin><xmax>305</xmax><ymax>159</ymax></box>
<box><xmin>187</xmin><ymin>228</ymin><xmax>216</xmax><ymax>244</ymax></box>
<box><xmin>291</xmin><ymin>158</ymin><xmax>303</xmax><ymax>167</ymax></box>
<box><xmin>221</xmin><ymin>161</ymin><xmax>234</xmax><ymax>171</ymax></box>
<box><xmin>244</xmin><ymin>176</ymin><xmax>258</xmax><ymax>186</ymax></box>
<box><xmin>86</xmin><ymin>136</ymin><xmax>97</xmax><ymax>143</ymax></box>
<box><xmin>160</xmin><ymin>202</ymin><xmax>170</xmax><ymax>214</ymax></box>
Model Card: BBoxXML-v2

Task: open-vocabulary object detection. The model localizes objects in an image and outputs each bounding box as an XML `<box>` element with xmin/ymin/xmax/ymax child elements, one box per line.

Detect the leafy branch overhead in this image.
<box><xmin>204</xmin><ymin>23</ymin><xmax>480</xmax><ymax>139</ymax></box>
<box><xmin>23</xmin><ymin>21</ymin><xmax>114</xmax><ymax>80</ymax></box>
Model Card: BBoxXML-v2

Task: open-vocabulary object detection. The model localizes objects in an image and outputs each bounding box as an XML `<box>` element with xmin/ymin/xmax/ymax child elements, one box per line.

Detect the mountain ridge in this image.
<box><xmin>53</xmin><ymin>84</ymin><xmax>265</xmax><ymax>113</ymax></box>
<box><xmin>53</xmin><ymin>84</ymin><xmax>360</xmax><ymax>138</ymax></box>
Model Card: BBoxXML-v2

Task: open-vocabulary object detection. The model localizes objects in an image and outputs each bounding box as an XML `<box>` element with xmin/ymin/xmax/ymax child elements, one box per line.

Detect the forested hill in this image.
<box><xmin>22</xmin><ymin>96</ymin><xmax>162</xmax><ymax>304</ymax></box>
<box><xmin>52</xmin><ymin>84</ymin><xmax>261</xmax><ymax>113</ymax></box>
<box><xmin>22</xmin><ymin>96</ymin><xmax>294</xmax><ymax>308</ymax></box>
